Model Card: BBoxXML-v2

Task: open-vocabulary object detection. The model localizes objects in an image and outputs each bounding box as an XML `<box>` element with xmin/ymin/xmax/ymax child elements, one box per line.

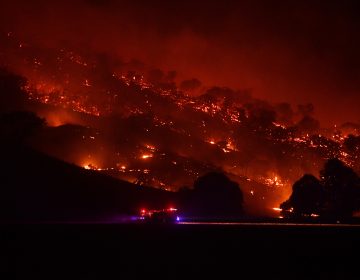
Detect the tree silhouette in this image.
<box><xmin>296</xmin><ymin>115</ymin><xmax>320</xmax><ymax>135</ymax></box>
<box><xmin>185</xmin><ymin>172</ymin><xmax>243</xmax><ymax>217</ymax></box>
<box><xmin>179</xmin><ymin>79</ymin><xmax>201</xmax><ymax>91</ymax></box>
<box><xmin>280</xmin><ymin>159</ymin><xmax>360</xmax><ymax>220</ymax></box>
<box><xmin>343</xmin><ymin>135</ymin><xmax>360</xmax><ymax>153</ymax></box>
<box><xmin>280</xmin><ymin>174</ymin><xmax>324</xmax><ymax>217</ymax></box>
<box><xmin>320</xmin><ymin>158</ymin><xmax>360</xmax><ymax>219</ymax></box>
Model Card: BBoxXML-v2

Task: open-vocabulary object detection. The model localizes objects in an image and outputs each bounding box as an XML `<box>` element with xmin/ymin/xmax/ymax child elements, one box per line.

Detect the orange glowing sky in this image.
<box><xmin>1</xmin><ymin>0</ymin><xmax>359</xmax><ymax>126</ymax></box>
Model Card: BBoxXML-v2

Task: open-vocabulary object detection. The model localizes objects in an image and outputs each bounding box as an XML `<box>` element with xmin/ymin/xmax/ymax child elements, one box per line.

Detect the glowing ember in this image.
<box><xmin>83</xmin><ymin>165</ymin><xmax>91</xmax><ymax>170</ymax></box>
<box><xmin>263</xmin><ymin>175</ymin><xmax>286</xmax><ymax>188</ymax></box>
<box><xmin>141</xmin><ymin>154</ymin><xmax>153</xmax><ymax>159</ymax></box>
<box><xmin>145</xmin><ymin>144</ymin><xmax>156</xmax><ymax>151</ymax></box>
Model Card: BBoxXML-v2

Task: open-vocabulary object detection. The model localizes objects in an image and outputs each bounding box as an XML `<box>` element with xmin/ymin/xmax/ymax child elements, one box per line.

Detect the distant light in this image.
<box><xmin>272</xmin><ymin>207</ymin><xmax>282</xmax><ymax>212</ymax></box>
<box><xmin>121</xmin><ymin>165</ymin><xmax>126</xmax><ymax>170</ymax></box>
<box><xmin>176</xmin><ymin>216</ymin><xmax>180</xmax><ymax>222</ymax></box>
<box><xmin>209</xmin><ymin>140</ymin><xmax>215</xmax><ymax>145</ymax></box>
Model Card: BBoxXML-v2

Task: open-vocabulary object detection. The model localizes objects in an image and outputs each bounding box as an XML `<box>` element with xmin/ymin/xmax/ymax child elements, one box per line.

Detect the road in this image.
<box><xmin>179</xmin><ymin>221</ymin><xmax>360</xmax><ymax>227</ymax></box>
<box><xmin>7</xmin><ymin>223</ymin><xmax>360</xmax><ymax>279</ymax></box>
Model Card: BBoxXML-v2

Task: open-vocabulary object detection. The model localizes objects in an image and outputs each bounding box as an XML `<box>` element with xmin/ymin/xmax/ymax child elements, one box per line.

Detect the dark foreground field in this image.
<box><xmin>6</xmin><ymin>223</ymin><xmax>360</xmax><ymax>279</ymax></box>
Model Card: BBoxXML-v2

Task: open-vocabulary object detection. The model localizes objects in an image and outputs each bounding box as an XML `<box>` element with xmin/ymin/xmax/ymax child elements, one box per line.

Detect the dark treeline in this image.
<box><xmin>280</xmin><ymin>159</ymin><xmax>360</xmax><ymax>221</ymax></box>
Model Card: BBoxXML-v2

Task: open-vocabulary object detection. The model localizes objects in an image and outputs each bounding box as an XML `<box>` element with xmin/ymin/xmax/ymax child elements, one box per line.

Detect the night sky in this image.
<box><xmin>1</xmin><ymin>0</ymin><xmax>359</xmax><ymax>125</ymax></box>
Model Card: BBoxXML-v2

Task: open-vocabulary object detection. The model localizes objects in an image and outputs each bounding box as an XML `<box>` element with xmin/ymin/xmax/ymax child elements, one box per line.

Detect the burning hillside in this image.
<box><xmin>1</xmin><ymin>32</ymin><xmax>359</xmax><ymax>215</ymax></box>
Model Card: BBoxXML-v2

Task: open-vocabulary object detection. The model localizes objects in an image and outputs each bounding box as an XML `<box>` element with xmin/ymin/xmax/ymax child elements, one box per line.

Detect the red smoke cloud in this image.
<box><xmin>1</xmin><ymin>0</ymin><xmax>359</xmax><ymax>126</ymax></box>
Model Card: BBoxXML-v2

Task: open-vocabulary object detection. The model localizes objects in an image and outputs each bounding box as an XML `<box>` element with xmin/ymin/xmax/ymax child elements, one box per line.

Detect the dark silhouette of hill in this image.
<box><xmin>0</xmin><ymin>111</ymin><xmax>243</xmax><ymax>222</ymax></box>
<box><xmin>3</xmin><ymin>143</ymin><xmax>246</xmax><ymax>223</ymax></box>
<box><xmin>2</xmin><ymin>143</ymin><xmax>175</xmax><ymax>223</ymax></box>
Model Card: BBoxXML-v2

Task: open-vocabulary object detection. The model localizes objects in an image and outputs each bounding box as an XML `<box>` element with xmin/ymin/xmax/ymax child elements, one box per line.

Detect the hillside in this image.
<box><xmin>2</xmin><ymin>144</ymin><xmax>175</xmax><ymax>222</ymax></box>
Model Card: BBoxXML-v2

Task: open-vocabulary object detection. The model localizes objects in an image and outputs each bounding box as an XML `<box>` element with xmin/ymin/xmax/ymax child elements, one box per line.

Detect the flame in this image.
<box><xmin>83</xmin><ymin>163</ymin><xmax>102</xmax><ymax>171</ymax></box>
<box><xmin>141</xmin><ymin>154</ymin><xmax>153</xmax><ymax>159</ymax></box>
